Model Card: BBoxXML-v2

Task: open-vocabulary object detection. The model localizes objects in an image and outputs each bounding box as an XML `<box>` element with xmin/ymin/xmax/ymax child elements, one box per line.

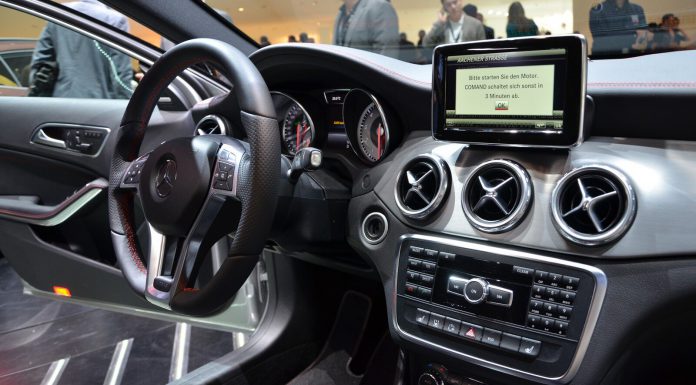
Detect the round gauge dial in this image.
<box><xmin>281</xmin><ymin>103</ymin><xmax>315</xmax><ymax>155</ymax></box>
<box><xmin>357</xmin><ymin>102</ymin><xmax>388</xmax><ymax>162</ymax></box>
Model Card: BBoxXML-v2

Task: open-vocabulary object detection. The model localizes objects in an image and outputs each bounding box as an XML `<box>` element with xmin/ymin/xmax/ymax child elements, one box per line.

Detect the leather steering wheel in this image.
<box><xmin>107</xmin><ymin>39</ymin><xmax>279</xmax><ymax>316</ymax></box>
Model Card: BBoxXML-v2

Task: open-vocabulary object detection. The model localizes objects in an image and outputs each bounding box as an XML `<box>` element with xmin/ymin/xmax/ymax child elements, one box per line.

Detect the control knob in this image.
<box><xmin>463</xmin><ymin>278</ymin><xmax>489</xmax><ymax>304</ymax></box>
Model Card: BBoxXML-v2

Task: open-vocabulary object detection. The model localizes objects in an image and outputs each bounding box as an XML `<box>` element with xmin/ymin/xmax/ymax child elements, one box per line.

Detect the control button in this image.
<box><xmin>406</xmin><ymin>270</ymin><xmax>420</xmax><ymax>283</ymax></box>
<box><xmin>219</xmin><ymin>150</ymin><xmax>230</xmax><ymax>160</ymax></box>
<box><xmin>415</xmin><ymin>309</ymin><xmax>430</xmax><ymax>326</ymax></box>
<box><xmin>554</xmin><ymin>320</ymin><xmax>569</xmax><ymax>335</ymax></box>
<box><xmin>153</xmin><ymin>276</ymin><xmax>173</xmax><ymax>292</ymax></box>
<box><xmin>562</xmin><ymin>275</ymin><xmax>580</xmax><ymax>290</ymax></box>
<box><xmin>481</xmin><ymin>328</ymin><xmax>502</xmax><ymax>347</ymax></box>
<box><xmin>409</xmin><ymin>246</ymin><xmax>424</xmax><ymax>257</ymax></box>
<box><xmin>428</xmin><ymin>313</ymin><xmax>445</xmax><ymax>330</ymax></box>
<box><xmin>408</xmin><ymin>258</ymin><xmax>422</xmax><ymax>270</ymax></box>
<box><xmin>217</xmin><ymin>171</ymin><xmax>229</xmax><ymax>181</ymax></box>
<box><xmin>447</xmin><ymin>277</ymin><xmax>467</xmax><ymax>295</ymax></box>
<box><xmin>459</xmin><ymin>322</ymin><xmax>483</xmax><ymax>341</ymax></box>
<box><xmin>218</xmin><ymin>162</ymin><xmax>233</xmax><ymax>172</ymax></box>
<box><xmin>548</xmin><ymin>273</ymin><xmax>563</xmax><ymax>287</ymax></box>
<box><xmin>559</xmin><ymin>290</ymin><xmax>576</xmax><ymax>305</ymax></box>
<box><xmin>534</xmin><ymin>271</ymin><xmax>548</xmax><ymax>284</ymax></box>
<box><xmin>532</xmin><ymin>285</ymin><xmax>545</xmax><ymax>299</ymax></box>
<box><xmin>423</xmin><ymin>249</ymin><xmax>439</xmax><ymax>261</ymax></box>
<box><xmin>542</xmin><ymin>302</ymin><xmax>558</xmax><ymax>317</ymax></box>
<box><xmin>443</xmin><ymin>317</ymin><xmax>461</xmax><ymax>335</ymax></box>
<box><xmin>500</xmin><ymin>333</ymin><xmax>522</xmax><ymax>353</ymax></box>
<box><xmin>405</xmin><ymin>284</ymin><xmax>418</xmax><ymax>296</ymax></box>
<box><xmin>439</xmin><ymin>252</ymin><xmax>456</xmax><ymax>262</ymax></box>
<box><xmin>487</xmin><ymin>286</ymin><xmax>512</xmax><ymax>306</ymax></box>
<box><xmin>417</xmin><ymin>287</ymin><xmax>432</xmax><ymax>300</ymax></box>
<box><xmin>540</xmin><ymin>317</ymin><xmax>555</xmax><ymax>332</ymax></box>
<box><xmin>527</xmin><ymin>314</ymin><xmax>541</xmax><ymax>329</ymax></box>
<box><xmin>519</xmin><ymin>338</ymin><xmax>541</xmax><ymax>357</ymax></box>
<box><xmin>213</xmin><ymin>180</ymin><xmax>232</xmax><ymax>191</ymax></box>
<box><xmin>464</xmin><ymin>278</ymin><xmax>488</xmax><ymax>304</ymax></box>
<box><xmin>557</xmin><ymin>305</ymin><xmax>573</xmax><ymax>320</ymax></box>
<box><xmin>545</xmin><ymin>287</ymin><xmax>561</xmax><ymax>302</ymax></box>
<box><xmin>419</xmin><ymin>274</ymin><xmax>434</xmax><ymax>286</ymax></box>
<box><xmin>421</xmin><ymin>261</ymin><xmax>436</xmax><ymax>273</ymax></box>
<box><xmin>529</xmin><ymin>299</ymin><xmax>543</xmax><ymax>314</ymax></box>
<box><xmin>513</xmin><ymin>266</ymin><xmax>534</xmax><ymax>278</ymax></box>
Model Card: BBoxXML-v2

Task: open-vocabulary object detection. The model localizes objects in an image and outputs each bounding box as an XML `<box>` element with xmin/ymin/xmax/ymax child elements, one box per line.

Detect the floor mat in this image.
<box><xmin>288</xmin><ymin>291</ymin><xmax>371</xmax><ymax>385</ymax></box>
<box><xmin>0</xmin><ymin>259</ymin><xmax>238</xmax><ymax>385</ymax></box>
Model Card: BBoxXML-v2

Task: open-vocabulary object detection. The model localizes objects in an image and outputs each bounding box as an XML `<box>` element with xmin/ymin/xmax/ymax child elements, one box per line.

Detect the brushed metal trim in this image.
<box><xmin>0</xmin><ymin>178</ymin><xmax>107</xmax><ymax>226</ymax></box>
<box><xmin>392</xmin><ymin>233</ymin><xmax>607</xmax><ymax>384</ymax></box>
<box><xmin>550</xmin><ymin>165</ymin><xmax>637</xmax><ymax>246</ymax></box>
<box><xmin>361</xmin><ymin>212</ymin><xmax>389</xmax><ymax>245</ymax></box>
<box><xmin>395</xmin><ymin>154</ymin><xmax>450</xmax><ymax>220</ymax></box>
<box><xmin>462</xmin><ymin>159</ymin><xmax>533</xmax><ymax>233</ymax></box>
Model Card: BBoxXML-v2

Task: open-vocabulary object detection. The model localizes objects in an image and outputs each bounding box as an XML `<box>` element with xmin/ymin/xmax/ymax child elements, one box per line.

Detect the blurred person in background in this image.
<box><xmin>462</xmin><ymin>4</ymin><xmax>495</xmax><ymax>40</ymax></box>
<box><xmin>398</xmin><ymin>32</ymin><xmax>416</xmax><ymax>62</ymax></box>
<box><xmin>288</xmin><ymin>35</ymin><xmax>298</xmax><ymax>42</ymax></box>
<box><xmin>589</xmin><ymin>0</ymin><xmax>647</xmax><ymax>55</ymax></box>
<box><xmin>30</xmin><ymin>0</ymin><xmax>132</xmax><ymax>98</ymax></box>
<box><xmin>424</xmin><ymin>0</ymin><xmax>484</xmax><ymax>47</ymax></box>
<box><xmin>416</xmin><ymin>29</ymin><xmax>426</xmax><ymax>47</ymax></box>
<box><xmin>506</xmin><ymin>1</ymin><xmax>539</xmax><ymax>37</ymax></box>
<box><xmin>259</xmin><ymin>36</ymin><xmax>271</xmax><ymax>47</ymax></box>
<box><xmin>334</xmin><ymin>0</ymin><xmax>399</xmax><ymax>55</ymax></box>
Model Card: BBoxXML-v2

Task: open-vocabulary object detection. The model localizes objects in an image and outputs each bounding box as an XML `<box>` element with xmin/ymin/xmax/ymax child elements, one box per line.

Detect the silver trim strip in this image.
<box><xmin>169</xmin><ymin>322</ymin><xmax>191</xmax><ymax>382</ymax></box>
<box><xmin>550</xmin><ymin>165</ymin><xmax>637</xmax><ymax>246</ymax></box>
<box><xmin>462</xmin><ymin>159</ymin><xmax>534</xmax><ymax>233</ymax></box>
<box><xmin>40</xmin><ymin>358</ymin><xmax>70</xmax><ymax>385</ymax></box>
<box><xmin>394</xmin><ymin>154</ymin><xmax>450</xmax><ymax>220</ymax></box>
<box><xmin>392</xmin><ymin>234</ymin><xmax>607</xmax><ymax>384</ymax></box>
<box><xmin>103</xmin><ymin>338</ymin><xmax>133</xmax><ymax>385</ymax></box>
<box><xmin>361</xmin><ymin>212</ymin><xmax>389</xmax><ymax>245</ymax></box>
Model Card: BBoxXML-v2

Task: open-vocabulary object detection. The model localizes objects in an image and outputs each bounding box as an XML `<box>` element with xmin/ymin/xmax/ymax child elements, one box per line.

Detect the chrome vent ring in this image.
<box><xmin>395</xmin><ymin>154</ymin><xmax>450</xmax><ymax>220</ymax></box>
<box><xmin>195</xmin><ymin>114</ymin><xmax>228</xmax><ymax>136</ymax></box>
<box><xmin>462</xmin><ymin>159</ymin><xmax>533</xmax><ymax>233</ymax></box>
<box><xmin>551</xmin><ymin>165</ymin><xmax>636</xmax><ymax>246</ymax></box>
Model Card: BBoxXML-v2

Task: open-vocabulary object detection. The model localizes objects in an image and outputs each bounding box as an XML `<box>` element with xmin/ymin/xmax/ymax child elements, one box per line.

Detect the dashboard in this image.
<box><xmin>250</xmin><ymin>42</ymin><xmax>696</xmax><ymax>385</ymax></box>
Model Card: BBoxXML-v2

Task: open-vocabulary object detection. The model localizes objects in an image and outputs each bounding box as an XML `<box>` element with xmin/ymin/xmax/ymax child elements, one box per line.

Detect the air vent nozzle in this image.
<box><xmin>551</xmin><ymin>165</ymin><xmax>636</xmax><ymax>246</ymax></box>
<box><xmin>195</xmin><ymin>115</ymin><xmax>228</xmax><ymax>136</ymax></box>
<box><xmin>395</xmin><ymin>154</ymin><xmax>450</xmax><ymax>220</ymax></box>
<box><xmin>462</xmin><ymin>160</ymin><xmax>532</xmax><ymax>233</ymax></box>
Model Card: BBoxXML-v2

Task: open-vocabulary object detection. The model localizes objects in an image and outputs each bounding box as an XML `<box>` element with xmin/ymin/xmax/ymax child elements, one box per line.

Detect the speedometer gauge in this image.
<box><xmin>282</xmin><ymin>104</ymin><xmax>314</xmax><ymax>155</ymax></box>
<box><xmin>357</xmin><ymin>103</ymin><xmax>388</xmax><ymax>162</ymax></box>
<box><xmin>271</xmin><ymin>92</ymin><xmax>316</xmax><ymax>156</ymax></box>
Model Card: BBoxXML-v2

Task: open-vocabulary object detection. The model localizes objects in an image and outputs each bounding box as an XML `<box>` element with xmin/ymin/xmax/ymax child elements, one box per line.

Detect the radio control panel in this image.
<box><xmin>393</xmin><ymin>235</ymin><xmax>606</xmax><ymax>383</ymax></box>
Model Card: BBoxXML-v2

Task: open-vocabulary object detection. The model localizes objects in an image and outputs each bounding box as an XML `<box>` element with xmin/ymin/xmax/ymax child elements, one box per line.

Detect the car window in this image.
<box><xmin>201</xmin><ymin>0</ymin><xmax>695</xmax><ymax>62</ymax></box>
<box><xmin>0</xmin><ymin>4</ymin><xmax>144</xmax><ymax>98</ymax></box>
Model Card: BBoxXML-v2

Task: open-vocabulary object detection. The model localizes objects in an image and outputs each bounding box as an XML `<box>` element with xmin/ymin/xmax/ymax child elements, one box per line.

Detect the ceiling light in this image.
<box><xmin>238</xmin><ymin>7</ymin><xmax>244</xmax><ymax>12</ymax></box>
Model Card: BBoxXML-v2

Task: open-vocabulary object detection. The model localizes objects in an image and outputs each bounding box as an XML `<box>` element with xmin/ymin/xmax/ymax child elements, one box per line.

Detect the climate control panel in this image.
<box><xmin>393</xmin><ymin>234</ymin><xmax>606</xmax><ymax>383</ymax></box>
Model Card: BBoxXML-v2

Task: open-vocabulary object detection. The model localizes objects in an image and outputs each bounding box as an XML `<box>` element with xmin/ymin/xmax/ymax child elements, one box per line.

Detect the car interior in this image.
<box><xmin>0</xmin><ymin>0</ymin><xmax>695</xmax><ymax>384</ymax></box>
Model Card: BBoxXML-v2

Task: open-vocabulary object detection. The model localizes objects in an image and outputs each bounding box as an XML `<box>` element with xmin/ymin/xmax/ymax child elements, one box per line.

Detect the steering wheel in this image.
<box><xmin>107</xmin><ymin>39</ymin><xmax>279</xmax><ymax>316</ymax></box>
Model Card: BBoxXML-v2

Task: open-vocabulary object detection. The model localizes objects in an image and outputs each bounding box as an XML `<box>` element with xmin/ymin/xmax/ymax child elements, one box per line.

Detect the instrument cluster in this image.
<box><xmin>271</xmin><ymin>89</ymin><xmax>395</xmax><ymax>165</ymax></box>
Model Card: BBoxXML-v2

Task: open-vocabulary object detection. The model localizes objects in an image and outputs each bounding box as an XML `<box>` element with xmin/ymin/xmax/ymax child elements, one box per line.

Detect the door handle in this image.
<box><xmin>33</xmin><ymin>128</ymin><xmax>67</xmax><ymax>149</ymax></box>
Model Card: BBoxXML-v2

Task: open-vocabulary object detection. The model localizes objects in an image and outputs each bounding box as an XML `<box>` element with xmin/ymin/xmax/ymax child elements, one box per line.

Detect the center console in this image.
<box><xmin>393</xmin><ymin>234</ymin><xmax>606</xmax><ymax>383</ymax></box>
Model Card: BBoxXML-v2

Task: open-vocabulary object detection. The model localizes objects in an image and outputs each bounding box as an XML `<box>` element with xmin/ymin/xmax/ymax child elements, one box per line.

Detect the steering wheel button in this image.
<box><xmin>218</xmin><ymin>162</ymin><xmax>233</xmax><ymax>172</ymax></box>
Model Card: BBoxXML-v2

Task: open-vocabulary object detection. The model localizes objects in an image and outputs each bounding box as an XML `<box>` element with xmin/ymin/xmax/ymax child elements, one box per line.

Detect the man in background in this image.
<box><xmin>30</xmin><ymin>0</ymin><xmax>132</xmax><ymax>98</ymax></box>
<box><xmin>334</xmin><ymin>0</ymin><xmax>399</xmax><ymax>55</ymax></box>
<box><xmin>590</xmin><ymin>0</ymin><xmax>647</xmax><ymax>56</ymax></box>
<box><xmin>424</xmin><ymin>0</ymin><xmax>485</xmax><ymax>47</ymax></box>
<box><xmin>463</xmin><ymin>4</ymin><xmax>494</xmax><ymax>40</ymax></box>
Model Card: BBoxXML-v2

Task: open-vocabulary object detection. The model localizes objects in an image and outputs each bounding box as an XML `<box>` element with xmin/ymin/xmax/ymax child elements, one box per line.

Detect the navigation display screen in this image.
<box><xmin>432</xmin><ymin>36</ymin><xmax>586</xmax><ymax>148</ymax></box>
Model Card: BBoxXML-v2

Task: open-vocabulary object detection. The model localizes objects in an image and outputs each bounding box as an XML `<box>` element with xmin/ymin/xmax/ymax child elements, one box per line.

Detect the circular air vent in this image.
<box><xmin>195</xmin><ymin>115</ymin><xmax>228</xmax><ymax>136</ymax></box>
<box><xmin>551</xmin><ymin>165</ymin><xmax>636</xmax><ymax>246</ymax></box>
<box><xmin>394</xmin><ymin>154</ymin><xmax>450</xmax><ymax>220</ymax></box>
<box><xmin>462</xmin><ymin>160</ymin><xmax>533</xmax><ymax>233</ymax></box>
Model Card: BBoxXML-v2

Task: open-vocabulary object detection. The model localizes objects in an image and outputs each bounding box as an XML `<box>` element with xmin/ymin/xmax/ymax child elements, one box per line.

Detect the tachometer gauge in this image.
<box><xmin>357</xmin><ymin>103</ymin><xmax>388</xmax><ymax>162</ymax></box>
<box><xmin>271</xmin><ymin>92</ymin><xmax>315</xmax><ymax>156</ymax></box>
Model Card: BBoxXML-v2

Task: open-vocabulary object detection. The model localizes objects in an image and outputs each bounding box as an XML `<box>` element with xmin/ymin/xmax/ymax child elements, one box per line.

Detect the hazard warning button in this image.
<box><xmin>458</xmin><ymin>321</ymin><xmax>483</xmax><ymax>342</ymax></box>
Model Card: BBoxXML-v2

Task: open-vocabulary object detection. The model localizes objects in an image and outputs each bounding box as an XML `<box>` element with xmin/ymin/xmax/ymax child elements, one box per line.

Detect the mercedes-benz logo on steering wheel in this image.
<box><xmin>155</xmin><ymin>159</ymin><xmax>177</xmax><ymax>198</ymax></box>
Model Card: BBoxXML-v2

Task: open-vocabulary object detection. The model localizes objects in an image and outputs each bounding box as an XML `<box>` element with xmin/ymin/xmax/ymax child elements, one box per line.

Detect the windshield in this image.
<box><xmin>203</xmin><ymin>0</ymin><xmax>695</xmax><ymax>62</ymax></box>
